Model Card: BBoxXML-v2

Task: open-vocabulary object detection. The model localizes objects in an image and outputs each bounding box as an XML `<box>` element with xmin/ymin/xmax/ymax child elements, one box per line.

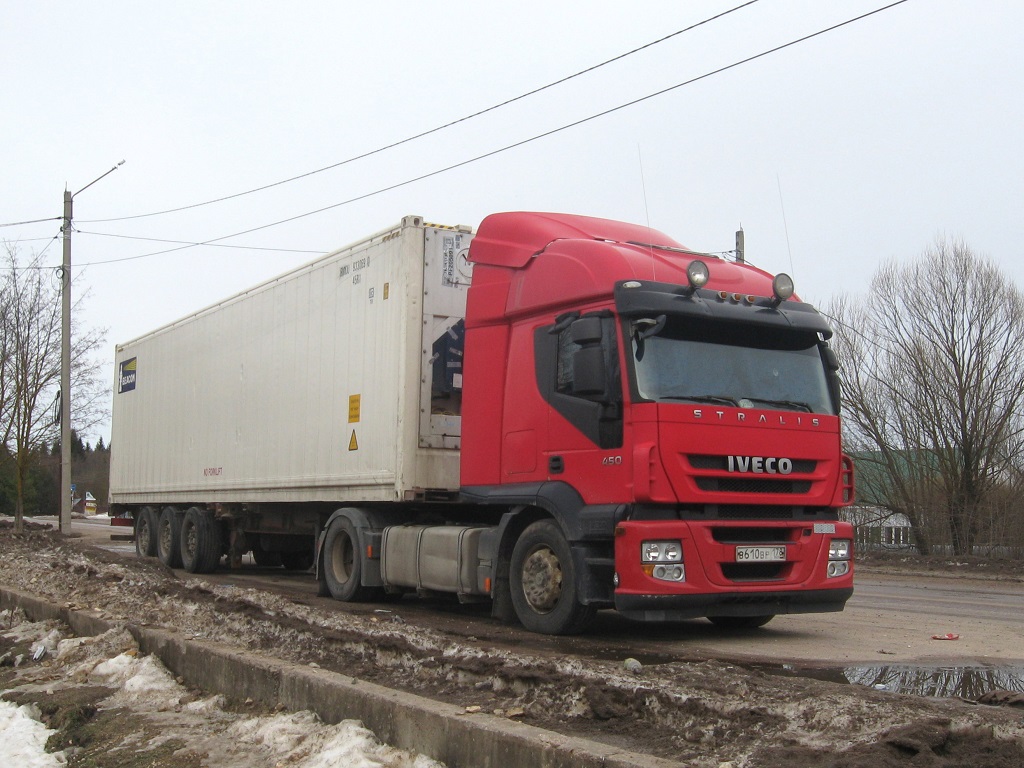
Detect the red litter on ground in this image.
<box><xmin>931</xmin><ymin>633</ymin><xmax>960</xmax><ymax>640</ymax></box>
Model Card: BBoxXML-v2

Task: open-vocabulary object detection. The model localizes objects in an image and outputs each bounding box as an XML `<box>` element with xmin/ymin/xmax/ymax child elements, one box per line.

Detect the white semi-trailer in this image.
<box><xmin>111</xmin><ymin>216</ymin><xmax>472</xmax><ymax>572</ymax></box>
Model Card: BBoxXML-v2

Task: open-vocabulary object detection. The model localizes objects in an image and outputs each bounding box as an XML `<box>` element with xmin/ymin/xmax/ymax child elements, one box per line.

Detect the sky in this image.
<box><xmin>3</xmin><ymin>0</ymin><xmax>1022</xmax><ymax>444</ymax></box>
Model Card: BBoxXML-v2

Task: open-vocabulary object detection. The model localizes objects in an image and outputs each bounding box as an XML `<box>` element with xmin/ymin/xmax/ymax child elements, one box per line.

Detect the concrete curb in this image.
<box><xmin>1</xmin><ymin>587</ymin><xmax>678</xmax><ymax>767</ymax></box>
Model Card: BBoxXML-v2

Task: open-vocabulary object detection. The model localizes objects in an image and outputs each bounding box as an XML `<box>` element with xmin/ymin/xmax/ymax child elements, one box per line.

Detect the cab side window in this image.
<box><xmin>535</xmin><ymin>312</ymin><xmax>623</xmax><ymax>448</ymax></box>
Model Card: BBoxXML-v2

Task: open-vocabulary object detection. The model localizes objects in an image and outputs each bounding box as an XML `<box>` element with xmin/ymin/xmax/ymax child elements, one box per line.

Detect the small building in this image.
<box><xmin>72</xmin><ymin>492</ymin><xmax>98</xmax><ymax>516</ymax></box>
<box><xmin>842</xmin><ymin>505</ymin><xmax>914</xmax><ymax>550</ymax></box>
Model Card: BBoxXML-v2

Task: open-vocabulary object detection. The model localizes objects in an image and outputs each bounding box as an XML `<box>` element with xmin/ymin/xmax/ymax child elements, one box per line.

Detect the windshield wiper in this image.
<box><xmin>743</xmin><ymin>397</ymin><xmax>812</xmax><ymax>412</ymax></box>
<box><xmin>661</xmin><ymin>394</ymin><xmax>739</xmax><ymax>406</ymax></box>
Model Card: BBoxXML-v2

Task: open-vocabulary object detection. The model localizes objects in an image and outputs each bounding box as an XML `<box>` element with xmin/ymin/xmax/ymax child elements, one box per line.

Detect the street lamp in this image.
<box><xmin>60</xmin><ymin>160</ymin><xmax>124</xmax><ymax>534</ymax></box>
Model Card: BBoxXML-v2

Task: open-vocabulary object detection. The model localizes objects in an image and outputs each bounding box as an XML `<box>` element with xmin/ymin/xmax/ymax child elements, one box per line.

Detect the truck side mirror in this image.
<box><xmin>570</xmin><ymin>317</ymin><xmax>609</xmax><ymax>398</ymax></box>
<box><xmin>573</xmin><ymin>346</ymin><xmax>607</xmax><ymax>396</ymax></box>
<box><xmin>821</xmin><ymin>343</ymin><xmax>840</xmax><ymax>371</ymax></box>
<box><xmin>570</xmin><ymin>316</ymin><xmax>603</xmax><ymax>345</ymax></box>
<box><xmin>820</xmin><ymin>342</ymin><xmax>842</xmax><ymax>413</ymax></box>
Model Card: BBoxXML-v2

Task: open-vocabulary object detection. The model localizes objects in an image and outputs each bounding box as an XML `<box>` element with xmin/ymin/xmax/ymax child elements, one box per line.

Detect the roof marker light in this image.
<box><xmin>771</xmin><ymin>273</ymin><xmax>795</xmax><ymax>307</ymax></box>
<box><xmin>684</xmin><ymin>260</ymin><xmax>710</xmax><ymax>295</ymax></box>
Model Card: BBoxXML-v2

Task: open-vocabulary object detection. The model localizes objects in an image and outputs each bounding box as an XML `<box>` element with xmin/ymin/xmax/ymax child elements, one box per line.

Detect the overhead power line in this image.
<box><xmin>0</xmin><ymin>215</ymin><xmax>62</xmax><ymax>228</ymax></box>
<box><xmin>80</xmin><ymin>0</ymin><xmax>762</xmax><ymax>225</ymax></box>
<box><xmin>76</xmin><ymin>0</ymin><xmax>911</xmax><ymax>269</ymax></box>
<box><xmin>77</xmin><ymin>230</ymin><xmax>325</xmax><ymax>254</ymax></box>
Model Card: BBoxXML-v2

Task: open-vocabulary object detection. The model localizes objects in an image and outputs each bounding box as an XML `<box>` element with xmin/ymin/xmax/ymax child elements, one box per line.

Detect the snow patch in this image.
<box><xmin>227</xmin><ymin>711</ymin><xmax>445</xmax><ymax>768</ymax></box>
<box><xmin>0</xmin><ymin>701</ymin><xmax>66</xmax><ymax>767</ymax></box>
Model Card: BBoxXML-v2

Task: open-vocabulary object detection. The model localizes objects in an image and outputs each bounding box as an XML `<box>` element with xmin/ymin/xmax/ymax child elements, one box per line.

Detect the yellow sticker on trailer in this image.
<box><xmin>348</xmin><ymin>430</ymin><xmax>359</xmax><ymax>451</ymax></box>
<box><xmin>348</xmin><ymin>394</ymin><xmax>361</xmax><ymax>423</ymax></box>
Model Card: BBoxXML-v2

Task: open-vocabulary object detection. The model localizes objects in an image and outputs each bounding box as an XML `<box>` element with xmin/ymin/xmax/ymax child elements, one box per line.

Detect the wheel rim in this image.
<box><xmin>183</xmin><ymin>522</ymin><xmax>196</xmax><ymax>559</ymax></box>
<box><xmin>329</xmin><ymin>530</ymin><xmax>354</xmax><ymax>584</ymax></box>
<box><xmin>159</xmin><ymin>521</ymin><xmax>172</xmax><ymax>555</ymax></box>
<box><xmin>138</xmin><ymin>519</ymin><xmax>151</xmax><ymax>551</ymax></box>
<box><xmin>520</xmin><ymin>545</ymin><xmax>563</xmax><ymax>614</ymax></box>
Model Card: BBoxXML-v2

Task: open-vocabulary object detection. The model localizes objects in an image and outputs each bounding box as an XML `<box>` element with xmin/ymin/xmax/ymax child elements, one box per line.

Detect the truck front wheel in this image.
<box><xmin>510</xmin><ymin>520</ymin><xmax>596</xmax><ymax>635</ymax></box>
<box><xmin>323</xmin><ymin>516</ymin><xmax>379</xmax><ymax>602</ymax></box>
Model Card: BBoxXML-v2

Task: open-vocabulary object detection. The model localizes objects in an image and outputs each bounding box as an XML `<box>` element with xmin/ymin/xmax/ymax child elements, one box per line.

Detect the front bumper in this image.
<box><xmin>615</xmin><ymin>586</ymin><xmax>853</xmax><ymax>622</ymax></box>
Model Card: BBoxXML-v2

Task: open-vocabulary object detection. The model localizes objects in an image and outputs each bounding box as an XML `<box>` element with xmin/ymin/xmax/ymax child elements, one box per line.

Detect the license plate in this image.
<box><xmin>735</xmin><ymin>546</ymin><xmax>786</xmax><ymax>562</ymax></box>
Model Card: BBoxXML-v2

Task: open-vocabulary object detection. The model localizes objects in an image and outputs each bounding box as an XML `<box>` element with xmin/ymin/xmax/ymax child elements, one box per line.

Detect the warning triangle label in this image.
<box><xmin>348</xmin><ymin>430</ymin><xmax>359</xmax><ymax>451</ymax></box>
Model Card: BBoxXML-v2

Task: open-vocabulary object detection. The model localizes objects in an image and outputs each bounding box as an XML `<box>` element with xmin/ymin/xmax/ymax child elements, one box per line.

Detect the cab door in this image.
<box><xmin>535</xmin><ymin>312</ymin><xmax>631</xmax><ymax>503</ymax></box>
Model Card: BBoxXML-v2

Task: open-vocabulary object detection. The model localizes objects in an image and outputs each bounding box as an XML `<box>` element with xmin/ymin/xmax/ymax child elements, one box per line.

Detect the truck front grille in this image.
<box><xmin>695</xmin><ymin>477</ymin><xmax>812</xmax><ymax>494</ymax></box>
<box><xmin>715</xmin><ymin>505</ymin><xmax>796</xmax><ymax>520</ymax></box>
<box><xmin>721</xmin><ymin>562</ymin><xmax>787</xmax><ymax>581</ymax></box>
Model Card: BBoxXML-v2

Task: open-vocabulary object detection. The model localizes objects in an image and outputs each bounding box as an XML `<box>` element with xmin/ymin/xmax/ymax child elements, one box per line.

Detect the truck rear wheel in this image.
<box><xmin>157</xmin><ymin>506</ymin><xmax>183</xmax><ymax>569</ymax></box>
<box><xmin>510</xmin><ymin>520</ymin><xmax>596</xmax><ymax>635</ymax></box>
<box><xmin>135</xmin><ymin>506</ymin><xmax>159</xmax><ymax>558</ymax></box>
<box><xmin>323</xmin><ymin>516</ymin><xmax>380</xmax><ymax>601</ymax></box>
<box><xmin>180</xmin><ymin>507</ymin><xmax>221</xmax><ymax>574</ymax></box>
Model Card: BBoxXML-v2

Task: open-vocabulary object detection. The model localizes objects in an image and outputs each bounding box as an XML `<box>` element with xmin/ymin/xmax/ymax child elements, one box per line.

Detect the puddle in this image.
<box><xmin>845</xmin><ymin>664</ymin><xmax>1024</xmax><ymax>698</ymax></box>
<box><xmin>759</xmin><ymin>662</ymin><xmax>1024</xmax><ymax>699</ymax></box>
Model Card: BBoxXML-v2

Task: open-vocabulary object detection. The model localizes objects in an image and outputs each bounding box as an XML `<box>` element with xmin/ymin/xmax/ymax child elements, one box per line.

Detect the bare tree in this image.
<box><xmin>828</xmin><ymin>239</ymin><xmax>1024</xmax><ymax>556</ymax></box>
<box><xmin>0</xmin><ymin>245</ymin><xmax>107</xmax><ymax>532</ymax></box>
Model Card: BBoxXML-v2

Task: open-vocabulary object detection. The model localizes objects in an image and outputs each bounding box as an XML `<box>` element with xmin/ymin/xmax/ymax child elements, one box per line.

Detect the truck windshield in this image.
<box><xmin>631</xmin><ymin>318</ymin><xmax>835</xmax><ymax>415</ymax></box>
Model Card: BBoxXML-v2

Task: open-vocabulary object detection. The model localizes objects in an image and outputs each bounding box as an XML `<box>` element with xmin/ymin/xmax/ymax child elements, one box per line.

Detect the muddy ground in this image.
<box><xmin>1</xmin><ymin>525</ymin><xmax>1022</xmax><ymax>767</ymax></box>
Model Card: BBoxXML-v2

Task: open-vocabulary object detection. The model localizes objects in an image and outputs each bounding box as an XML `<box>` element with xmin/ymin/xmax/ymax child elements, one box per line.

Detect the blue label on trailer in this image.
<box><xmin>119</xmin><ymin>357</ymin><xmax>137</xmax><ymax>393</ymax></box>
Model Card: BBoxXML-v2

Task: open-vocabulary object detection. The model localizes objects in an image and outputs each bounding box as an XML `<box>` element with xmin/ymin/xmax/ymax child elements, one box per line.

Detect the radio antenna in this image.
<box><xmin>637</xmin><ymin>144</ymin><xmax>657</xmax><ymax>280</ymax></box>
<box><xmin>776</xmin><ymin>173</ymin><xmax>796</xmax><ymax>277</ymax></box>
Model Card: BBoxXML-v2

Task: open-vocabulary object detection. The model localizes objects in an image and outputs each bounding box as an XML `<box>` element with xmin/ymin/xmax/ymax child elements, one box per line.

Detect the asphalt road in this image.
<box><xmin>66</xmin><ymin>516</ymin><xmax>1024</xmax><ymax>669</ymax></box>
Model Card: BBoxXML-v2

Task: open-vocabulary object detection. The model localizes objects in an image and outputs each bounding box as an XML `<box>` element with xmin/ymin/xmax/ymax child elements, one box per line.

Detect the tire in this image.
<box><xmin>135</xmin><ymin>506</ymin><xmax>159</xmax><ymax>558</ymax></box>
<box><xmin>180</xmin><ymin>506</ymin><xmax>222</xmax><ymax>574</ymax></box>
<box><xmin>157</xmin><ymin>506</ymin><xmax>183</xmax><ymax>569</ymax></box>
<box><xmin>280</xmin><ymin>549</ymin><xmax>315</xmax><ymax>572</ymax></box>
<box><xmin>509</xmin><ymin>520</ymin><xmax>596</xmax><ymax>635</ymax></box>
<box><xmin>322</xmin><ymin>516</ymin><xmax>379</xmax><ymax>601</ymax></box>
<box><xmin>708</xmin><ymin>615</ymin><xmax>775</xmax><ymax>630</ymax></box>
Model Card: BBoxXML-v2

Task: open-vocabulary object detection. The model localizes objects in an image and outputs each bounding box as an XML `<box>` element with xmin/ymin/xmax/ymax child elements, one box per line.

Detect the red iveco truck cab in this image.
<box><xmin>456</xmin><ymin>212</ymin><xmax>853</xmax><ymax>633</ymax></box>
<box><xmin>111</xmin><ymin>212</ymin><xmax>853</xmax><ymax>635</ymax></box>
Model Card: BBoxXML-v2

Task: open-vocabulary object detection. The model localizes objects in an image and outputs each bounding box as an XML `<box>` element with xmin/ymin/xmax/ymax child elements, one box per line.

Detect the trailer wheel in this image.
<box><xmin>157</xmin><ymin>506</ymin><xmax>183</xmax><ymax>569</ymax></box>
<box><xmin>134</xmin><ymin>506</ymin><xmax>159</xmax><ymax>558</ymax></box>
<box><xmin>510</xmin><ymin>520</ymin><xmax>596</xmax><ymax>635</ymax></box>
<box><xmin>708</xmin><ymin>615</ymin><xmax>775</xmax><ymax>630</ymax></box>
<box><xmin>180</xmin><ymin>507</ymin><xmax>221</xmax><ymax>574</ymax></box>
<box><xmin>323</xmin><ymin>516</ymin><xmax>379</xmax><ymax>601</ymax></box>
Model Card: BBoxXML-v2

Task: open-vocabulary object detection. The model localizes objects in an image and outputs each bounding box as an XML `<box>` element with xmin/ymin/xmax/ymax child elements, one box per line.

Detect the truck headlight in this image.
<box><xmin>827</xmin><ymin>538</ymin><xmax>851</xmax><ymax>578</ymax></box>
<box><xmin>828</xmin><ymin>539</ymin><xmax>851</xmax><ymax>560</ymax></box>
<box><xmin>641</xmin><ymin>541</ymin><xmax>682</xmax><ymax>563</ymax></box>
<box><xmin>641</xmin><ymin>540</ymin><xmax>685</xmax><ymax>582</ymax></box>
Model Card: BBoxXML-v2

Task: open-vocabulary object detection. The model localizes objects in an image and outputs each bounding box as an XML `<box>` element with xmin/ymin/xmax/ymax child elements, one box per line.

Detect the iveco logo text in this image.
<box><xmin>727</xmin><ymin>456</ymin><xmax>794</xmax><ymax>475</ymax></box>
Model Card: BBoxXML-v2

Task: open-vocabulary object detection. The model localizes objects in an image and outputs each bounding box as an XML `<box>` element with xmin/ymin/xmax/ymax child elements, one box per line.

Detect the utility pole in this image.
<box><xmin>59</xmin><ymin>161</ymin><xmax>124</xmax><ymax>535</ymax></box>
<box><xmin>60</xmin><ymin>190</ymin><xmax>72</xmax><ymax>534</ymax></box>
